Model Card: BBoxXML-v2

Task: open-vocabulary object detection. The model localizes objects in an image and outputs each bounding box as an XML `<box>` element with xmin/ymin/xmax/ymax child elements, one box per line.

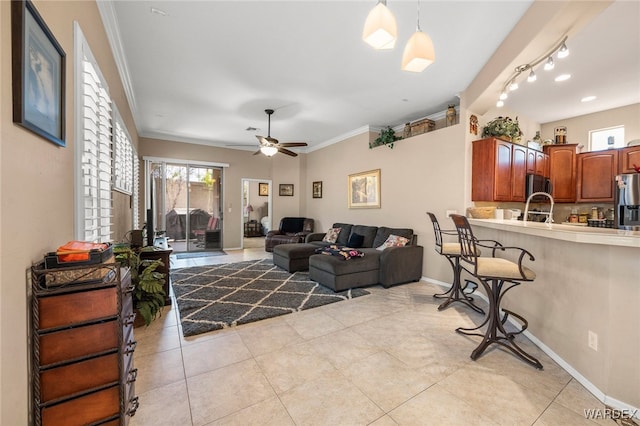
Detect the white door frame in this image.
<box><xmin>240</xmin><ymin>178</ymin><xmax>272</xmax><ymax>248</ymax></box>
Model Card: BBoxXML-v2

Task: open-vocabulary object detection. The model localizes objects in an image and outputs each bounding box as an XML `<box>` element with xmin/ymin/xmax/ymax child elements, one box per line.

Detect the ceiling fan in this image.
<box><xmin>254</xmin><ymin>109</ymin><xmax>307</xmax><ymax>157</ymax></box>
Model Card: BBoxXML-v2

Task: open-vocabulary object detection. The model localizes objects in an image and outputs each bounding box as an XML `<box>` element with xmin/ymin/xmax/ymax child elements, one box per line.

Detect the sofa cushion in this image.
<box><xmin>332</xmin><ymin>223</ymin><xmax>353</xmax><ymax>246</ymax></box>
<box><xmin>373</xmin><ymin>227</ymin><xmax>414</xmax><ymax>247</ymax></box>
<box><xmin>315</xmin><ymin>245</ymin><xmax>365</xmax><ymax>260</ymax></box>
<box><xmin>349</xmin><ymin>225</ymin><xmax>378</xmax><ymax>248</ymax></box>
<box><xmin>310</xmin><ymin>251</ymin><xmax>380</xmax><ymax>275</ymax></box>
<box><xmin>322</xmin><ymin>227</ymin><xmax>341</xmax><ymax>243</ymax></box>
<box><xmin>347</xmin><ymin>233</ymin><xmax>365</xmax><ymax>248</ymax></box>
<box><xmin>376</xmin><ymin>234</ymin><xmax>410</xmax><ymax>250</ymax></box>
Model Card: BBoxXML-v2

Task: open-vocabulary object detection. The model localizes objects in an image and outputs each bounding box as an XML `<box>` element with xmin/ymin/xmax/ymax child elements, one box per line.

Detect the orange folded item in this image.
<box><xmin>56</xmin><ymin>241</ymin><xmax>109</xmax><ymax>262</ymax></box>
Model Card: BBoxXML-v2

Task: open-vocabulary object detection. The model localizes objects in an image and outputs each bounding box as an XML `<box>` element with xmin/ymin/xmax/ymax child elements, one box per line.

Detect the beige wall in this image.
<box><xmin>1</xmin><ymin>1</ymin><xmax>138</xmax><ymax>424</ymax></box>
<box><xmin>541</xmin><ymin>103</ymin><xmax>640</xmax><ymax>149</ymax></box>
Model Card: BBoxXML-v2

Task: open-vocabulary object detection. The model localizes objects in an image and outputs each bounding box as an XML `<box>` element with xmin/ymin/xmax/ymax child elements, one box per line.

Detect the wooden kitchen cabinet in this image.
<box><xmin>472</xmin><ymin>138</ymin><xmax>513</xmax><ymax>201</ymax></box>
<box><xmin>619</xmin><ymin>145</ymin><xmax>640</xmax><ymax>174</ymax></box>
<box><xmin>544</xmin><ymin>144</ymin><xmax>577</xmax><ymax>203</ymax></box>
<box><xmin>577</xmin><ymin>150</ymin><xmax>618</xmax><ymax>202</ymax></box>
<box><xmin>511</xmin><ymin>144</ymin><xmax>527</xmax><ymax>201</ymax></box>
<box><xmin>31</xmin><ymin>262</ymin><xmax>138</xmax><ymax>425</ymax></box>
<box><xmin>535</xmin><ymin>150</ymin><xmax>549</xmax><ymax>177</ymax></box>
<box><xmin>526</xmin><ymin>149</ymin><xmax>536</xmax><ymax>174</ymax></box>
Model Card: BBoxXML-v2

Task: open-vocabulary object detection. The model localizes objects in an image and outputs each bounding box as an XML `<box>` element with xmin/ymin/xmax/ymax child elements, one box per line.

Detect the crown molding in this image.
<box><xmin>96</xmin><ymin>1</ymin><xmax>140</xmax><ymax>132</ymax></box>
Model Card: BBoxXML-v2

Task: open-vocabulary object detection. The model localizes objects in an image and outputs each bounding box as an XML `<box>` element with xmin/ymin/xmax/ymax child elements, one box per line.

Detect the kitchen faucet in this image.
<box><xmin>524</xmin><ymin>192</ymin><xmax>554</xmax><ymax>224</ymax></box>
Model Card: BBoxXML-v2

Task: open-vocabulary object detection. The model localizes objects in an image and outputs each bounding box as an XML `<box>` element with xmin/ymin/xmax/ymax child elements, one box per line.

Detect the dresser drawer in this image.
<box><xmin>39</xmin><ymin>320</ymin><xmax>118</xmax><ymax>366</ymax></box>
<box><xmin>37</xmin><ymin>286</ymin><xmax>118</xmax><ymax>330</ymax></box>
<box><xmin>40</xmin><ymin>353</ymin><xmax>119</xmax><ymax>403</ymax></box>
<box><xmin>41</xmin><ymin>385</ymin><xmax>120</xmax><ymax>426</ymax></box>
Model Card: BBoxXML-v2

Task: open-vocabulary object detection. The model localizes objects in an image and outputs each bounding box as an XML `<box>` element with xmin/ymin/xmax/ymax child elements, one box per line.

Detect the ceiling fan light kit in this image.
<box><xmin>253</xmin><ymin>109</ymin><xmax>308</xmax><ymax>157</ymax></box>
<box><xmin>364</xmin><ymin>0</ymin><xmax>435</xmax><ymax>73</ymax></box>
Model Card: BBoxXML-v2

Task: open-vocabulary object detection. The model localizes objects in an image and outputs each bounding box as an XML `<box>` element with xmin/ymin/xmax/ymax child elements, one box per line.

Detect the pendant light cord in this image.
<box><xmin>416</xmin><ymin>0</ymin><xmax>421</xmax><ymax>31</ymax></box>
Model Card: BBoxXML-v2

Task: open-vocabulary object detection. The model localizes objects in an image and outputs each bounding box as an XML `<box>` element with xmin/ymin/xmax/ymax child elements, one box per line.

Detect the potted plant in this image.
<box><xmin>370</xmin><ymin>126</ymin><xmax>402</xmax><ymax>149</ymax></box>
<box><xmin>482</xmin><ymin>116</ymin><xmax>523</xmax><ymax>143</ymax></box>
<box><xmin>114</xmin><ymin>245</ymin><xmax>166</xmax><ymax>326</ymax></box>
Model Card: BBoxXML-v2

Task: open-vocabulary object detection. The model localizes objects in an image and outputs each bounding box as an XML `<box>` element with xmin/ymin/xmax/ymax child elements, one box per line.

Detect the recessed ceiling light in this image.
<box><xmin>581</xmin><ymin>96</ymin><xmax>597</xmax><ymax>103</ymax></box>
<box><xmin>555</xmin><ymin>74</ymin><xmax>571</xmax><ymax>82</ymax></box>
<box><xmin>151</xmin><ymin>7</ymin><xmax>168</xmax><ymax>16</ymax></box>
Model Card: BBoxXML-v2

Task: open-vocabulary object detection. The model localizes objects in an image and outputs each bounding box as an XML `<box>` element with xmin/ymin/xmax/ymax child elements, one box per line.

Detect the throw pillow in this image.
<box><xmin>376</xmin><ymin>234</ymin><xmax>410</xmax><ymax>251</ymax></box>
<box><xmin>346</xmin><ymin>233</ymin><xmax>365</xmax><ymax>248</ymax></box>
<box><xmin>322</xmin><ymin>227</ymin><xmax>341</xmax><ymax>243</ymax></box>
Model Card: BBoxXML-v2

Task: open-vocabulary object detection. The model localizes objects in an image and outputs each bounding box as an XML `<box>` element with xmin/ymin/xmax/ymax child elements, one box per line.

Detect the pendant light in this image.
<box><xmin>401</xmin><ymin>1</ymin><xmax>435</xmax><ymax>72</ymax></box>
<box><xmin>362</xmin><ymin>0</ymin><xmax>397</xmax><ymax>50</ymax></box>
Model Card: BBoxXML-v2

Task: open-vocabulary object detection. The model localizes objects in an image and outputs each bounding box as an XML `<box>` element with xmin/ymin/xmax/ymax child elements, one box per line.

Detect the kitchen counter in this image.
<box><xmin>467</xmin><ymin>218</ymin><xmax>640</xmax><ymax>248</ymax></box>
<box><xmin>462</xmin><ymin>217</ymin><xmax>639</xmax><ymax>413</ymax></box>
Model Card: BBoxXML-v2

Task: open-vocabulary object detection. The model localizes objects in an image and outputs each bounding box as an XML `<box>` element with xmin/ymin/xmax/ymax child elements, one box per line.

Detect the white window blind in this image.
<box><xmin>78</xmin><ymin>36</ymin><xmax>113</xmax><ymax>243</ymax></box>
<box><xmin>132</xmin><ymin>146</ymin><xmax>140</xmax><ymax>229</ymax></box>
<box><xmin>113</xmin><ymin>111</ymin><xmax>133</xmax><ymax>195</ymax></box>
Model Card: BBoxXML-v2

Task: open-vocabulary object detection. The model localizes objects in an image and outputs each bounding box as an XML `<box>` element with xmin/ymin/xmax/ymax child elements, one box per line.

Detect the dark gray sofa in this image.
<box><xmin>273</xmin><ymin>223</ymin><xmax>423</xmax><ymax>291</ymax></box>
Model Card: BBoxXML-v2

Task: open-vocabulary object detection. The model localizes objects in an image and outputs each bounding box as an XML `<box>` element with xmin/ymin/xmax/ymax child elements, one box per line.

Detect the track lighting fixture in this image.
<box><xmin>496</xmin><ymin>36</ymin><xmax>569</xmax><ymax>108</ymax></box>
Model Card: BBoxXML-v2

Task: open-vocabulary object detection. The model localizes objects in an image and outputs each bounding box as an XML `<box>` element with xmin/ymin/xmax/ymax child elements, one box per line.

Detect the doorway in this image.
<box><xmin>148</xmin><ymin>160</ymin><xmax>224</xmax><ymax>253</ymax></box>
<box><xmin>241</xmin><ymin>178</ymin><xmax>271</xmax><ymax>249</ymax></box>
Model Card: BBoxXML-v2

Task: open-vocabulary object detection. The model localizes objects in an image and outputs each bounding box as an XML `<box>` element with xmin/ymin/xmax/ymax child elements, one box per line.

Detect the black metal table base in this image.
<box><xmin>455</xmin><ymin>278</ymin><xmax>543</xmax><ymax>370</ymax></box>
<box><xmin>433</xmin><ymin>257</ymin><xmax>485</xmax><ymax>315</ymax></box>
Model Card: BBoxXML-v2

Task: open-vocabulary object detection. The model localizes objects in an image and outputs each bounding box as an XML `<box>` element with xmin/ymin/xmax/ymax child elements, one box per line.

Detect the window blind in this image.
<box><xmin>113</xmin><ymin>111</ymin><xmax>133</xmax><ymax>195</ymax></box>
<box><xmin>80</xmin><ymin>54</ymin><xmax>113</xmax><ymax>243</ymax></box>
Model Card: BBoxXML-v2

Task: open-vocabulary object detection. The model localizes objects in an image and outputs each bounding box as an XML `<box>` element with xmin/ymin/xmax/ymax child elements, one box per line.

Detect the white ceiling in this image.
<box><xmin>105</xmin><ymin>1</ymin><xmax>640</xmax><ymax>153</ymax></box>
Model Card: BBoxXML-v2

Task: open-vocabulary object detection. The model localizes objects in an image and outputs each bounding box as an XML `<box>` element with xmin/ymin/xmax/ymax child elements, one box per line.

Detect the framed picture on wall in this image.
<box><xmin>259</xmin><ymin>182</ymin><xmax>268</xmax><ymax>196</ymax></box>
<box><xmin>279</xmin><ymin>184</ymin><xmax>294</xmax><ymax>196</ymax></box>
<box><xmin>12</xmin><ymin>0</ymin><xmax>66</xmax><ymax>147</ymax></box>
<box><xmin>312</xmin><ymin>181</ymin><xmax>322</xmax><ymax>198</ymax></box>
<box><xmin>348</xmin><ymin>169</ymin><xmax>381</xmax><ymax>208</ymax></box>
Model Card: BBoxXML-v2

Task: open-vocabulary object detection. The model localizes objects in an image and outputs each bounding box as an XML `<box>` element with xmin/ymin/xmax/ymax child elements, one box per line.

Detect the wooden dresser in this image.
<box><xmin>31</xmin><ymin>262</ymin><xmax>138</xmax><ymax>425</ymax></box>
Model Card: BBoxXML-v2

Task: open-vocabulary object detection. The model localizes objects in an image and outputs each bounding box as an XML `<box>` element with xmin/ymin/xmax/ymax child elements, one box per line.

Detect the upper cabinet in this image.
<box><xmin>544</xmin><ymin>144</ymin><xmax>577</xmax><ymax>203</ymax></box>
<box><xmin>472</xmin><ymin>138</ymin><xmax>547</xmax><ymax>202</ymax></box>
<box><xmin>576</xmin><ymin>150</ymin><xmax>618</xmax><ymax>202</ymax></box>
<box><xmin>619</xmin><ymin>145</ymin><xmax>640</xmax><ymax>174</ymax></box>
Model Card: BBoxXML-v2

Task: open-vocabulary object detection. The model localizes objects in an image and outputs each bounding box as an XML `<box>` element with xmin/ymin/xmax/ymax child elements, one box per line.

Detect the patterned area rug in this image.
<box><xmin>172</xmin><ymin>259</ymin><xmax>370</xmax><ymax>337</ymax></box>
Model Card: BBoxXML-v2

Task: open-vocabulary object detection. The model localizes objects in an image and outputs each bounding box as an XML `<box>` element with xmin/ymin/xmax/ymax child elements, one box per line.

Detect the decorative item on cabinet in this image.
<box><xmin>554</xmin><ymin>126</ymin><xmax>567</xmax><ymax>144</ymax></box>
<box><xmin>30</xmin><ymin>262</ymin><xmax>138</xmax><ymax>425</ymax></box>
<box><xmin>481</xmin><ymin>116</ymin><xmax>522</xmax><ymax>144</ymax></box>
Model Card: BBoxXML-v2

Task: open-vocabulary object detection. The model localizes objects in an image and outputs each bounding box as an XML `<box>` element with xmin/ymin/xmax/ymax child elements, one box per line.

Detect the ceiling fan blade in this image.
<box><xmin>265</xmin><ymin>136</ymin><xmax>279</xmax><ymax>144</ymax></box>
<box><xmin>277</xmin><ymin>147</ymin><xmax>298</xmax><ymax>157</ymax></box>
<box><xmin>278</xmin><ymin>142</ymin><xmax>308</xmax><ymax>147</ymax></box>
<box><xmin>253</xmin><ymin>150</ymin><xmax>261</xmax><ymax>156</ymax></box>
<box><xmin>256</xmin><ymin>135</ymin><xmax>269</xmax><ymax>145</ymax></box>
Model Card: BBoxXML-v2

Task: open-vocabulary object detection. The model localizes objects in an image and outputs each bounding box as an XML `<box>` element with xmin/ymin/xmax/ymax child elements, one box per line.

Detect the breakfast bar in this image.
<box><xmin>467</xmin><ymin>218</ymin><xmax>640</xmax><ymax>411</ymax></box>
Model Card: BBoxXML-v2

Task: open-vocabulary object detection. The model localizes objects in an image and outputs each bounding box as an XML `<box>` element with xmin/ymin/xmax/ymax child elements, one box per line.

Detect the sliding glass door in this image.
<box><xmin>148</xmin><ymin>161</ymin><xmax>223</xmax><ymax>253</ymax></box>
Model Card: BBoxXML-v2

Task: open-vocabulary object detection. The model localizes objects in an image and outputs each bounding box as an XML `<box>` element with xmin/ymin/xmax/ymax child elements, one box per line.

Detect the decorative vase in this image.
<box><xmin>446</xmin><ymin>105</ymin><xmax>457</xmax><ymax>127</ymax></box>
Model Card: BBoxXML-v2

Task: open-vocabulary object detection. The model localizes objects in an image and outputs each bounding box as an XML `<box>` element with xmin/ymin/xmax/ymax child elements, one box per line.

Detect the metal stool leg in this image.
<box><xmin>436</xmin><ymin>256</ymin><xmax>485</xmax><ymax>315</ymax></box>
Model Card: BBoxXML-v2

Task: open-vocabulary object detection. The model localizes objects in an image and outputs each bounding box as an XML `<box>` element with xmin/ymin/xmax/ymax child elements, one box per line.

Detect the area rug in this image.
<box><xmin>172</xmin><ymin>259</ymin><xmax>370</xmax><ymax>337</ymax></box>
<box><xmin>174</xmin><ymin>251</ymin><xmax>226</xmax><ymax>259</ymax></box>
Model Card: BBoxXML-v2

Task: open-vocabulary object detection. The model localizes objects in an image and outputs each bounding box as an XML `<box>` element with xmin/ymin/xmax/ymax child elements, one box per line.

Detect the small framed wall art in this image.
<box><xmin>279</xmin><ymin>184</ymin><xmax>294</xmax><ymax>196</ymax></box>
<box><xmin>312</xmin><ymin>181</ymin><xmax>322</xmax><ymax>198</ymax></box>
<box><xmin>348</xmin><ymin>169</ymin><xmax>381</xmax><ymax>209</ymax></box>
<box><xmin>259</xmin><ymin>182</ymin><xmax>269</xmax><ymax>196</ymax></box>
<box><xmin>12</xmin><ymin>0</ymin><xmax>66</xmax><ymax>147</ymax></box>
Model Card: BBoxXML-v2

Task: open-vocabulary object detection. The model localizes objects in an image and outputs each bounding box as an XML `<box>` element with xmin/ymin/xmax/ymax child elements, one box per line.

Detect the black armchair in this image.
<box><xmin>265</xmin><ymin>217</ymin><xmax>314</xmax><ymax>252</ymax></box>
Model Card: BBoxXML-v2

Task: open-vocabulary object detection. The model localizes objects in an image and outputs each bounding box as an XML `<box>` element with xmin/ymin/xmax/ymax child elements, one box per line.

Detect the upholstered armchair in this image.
<box><xmin>265</xmin><ymin>217</ymin><xmax>314</xmax><ymax>252</ymax></box>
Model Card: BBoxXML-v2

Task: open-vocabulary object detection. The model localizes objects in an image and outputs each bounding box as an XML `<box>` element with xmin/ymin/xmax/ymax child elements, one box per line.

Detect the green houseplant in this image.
<box><xmin>370</xmin><ymin>126</ymin><xmax>402</xmax><ymax>149</ymax></box>
<box><xmin>482</xmin><ymin>116</ymin><xmax>523</xmax><ymax>143</ymax></box>
<box><xmin>114</xmin><ymin>245</ymin><xmax>166</xmax><ymax>326</ymax></box>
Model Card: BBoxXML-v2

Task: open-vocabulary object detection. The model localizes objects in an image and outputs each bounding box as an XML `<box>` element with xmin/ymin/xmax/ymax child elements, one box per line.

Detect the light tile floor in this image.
<box><xmin>130</xmin><ymin>248</ymin><xmax>617</xmax><ymax>426</ymax></box>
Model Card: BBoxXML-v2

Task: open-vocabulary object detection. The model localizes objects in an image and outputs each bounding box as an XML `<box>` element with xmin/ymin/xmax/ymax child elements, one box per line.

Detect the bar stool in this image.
<box><xmin>426</xmin><ymin>212</ymin><xmax>485</xmax><ymax>314</ymax></box>
<box><xmin>450</xmin><ymin>214</ymin><xmax>543</xmax><ymax>369</ymax></box>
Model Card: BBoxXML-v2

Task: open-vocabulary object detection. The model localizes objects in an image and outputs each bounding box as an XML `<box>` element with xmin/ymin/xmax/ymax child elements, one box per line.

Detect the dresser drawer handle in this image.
<box><xmin>127</xmin><ymin>396</ymin><xmax>140</xmax><ymax>417</ymax></box>
<box><xmin>125</xmin><ymin>340</ymin><xmax>137</xmax><ymax>355</ymax></box>
<box><xmin>127</xmin><ymin>368</ymin><xmax>138</xmax><ymax>384</ymax></box>
<box><xmin>124</xmin><ymin>313</ymin><xmax>136</xmax><ymax>326</ymax></box>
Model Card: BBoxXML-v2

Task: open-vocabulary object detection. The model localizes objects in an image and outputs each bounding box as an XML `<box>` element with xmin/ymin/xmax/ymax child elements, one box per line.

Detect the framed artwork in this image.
<box><xmin>279</xmin><ymin>184</ymin><xmax>294</xmax><ymax>196</ymax></box>
<box><xmin>312</xmin><ymin>181</ymin><xmax>322</xmax><ymax>198</ymax></box>
<box><xmin>348</xmin><ymin>169</ymin><xmax>381</xmax><ymax>209</ymax></box>
<box><xmin>259</xmin><ymin>182</ymin><xmax>269</xmax><ymax>196</ymax></box>
<box><xmin>12</xmin><ymin>0</ymin><xmax>66</xmax><ymax>147</ymax></box>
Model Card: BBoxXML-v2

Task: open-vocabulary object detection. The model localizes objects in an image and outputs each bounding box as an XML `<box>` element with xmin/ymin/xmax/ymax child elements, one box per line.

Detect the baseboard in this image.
<box><xmin>420</xmin><ymin>276</ymin><xmax>639</xmax><ymax>420</ymax></box>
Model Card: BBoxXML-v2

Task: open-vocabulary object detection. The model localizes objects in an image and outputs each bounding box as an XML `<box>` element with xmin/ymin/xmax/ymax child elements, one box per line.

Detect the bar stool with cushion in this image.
<box><xmin>450</xmin><ymin>214</ymin><xmax>543</xmax><ymax>369</ymax></box>
<box><xmin>426</xmin><ymin>212</ymin><xmax>485</xmax><ymax>314</ymax></box>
